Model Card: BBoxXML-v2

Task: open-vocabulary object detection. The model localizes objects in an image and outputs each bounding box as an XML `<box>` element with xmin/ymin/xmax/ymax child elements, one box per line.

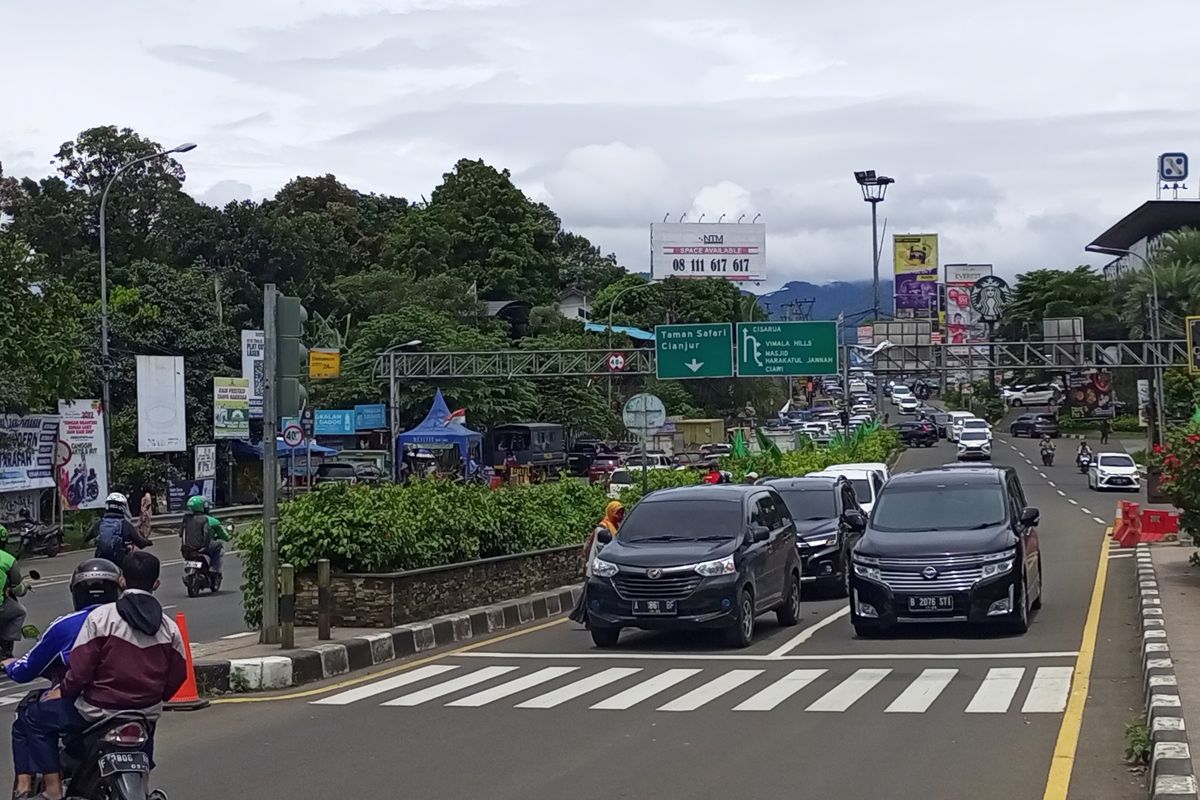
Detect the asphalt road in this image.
<box><xmin>12</xmin><ymin>533</ymin><xmax>249</xmax><ymax>644</ymax></box>
<box><xmin>117</xmin><ymin>422</ymin><xmax>1143</xmax><ymax>800</ymax></box>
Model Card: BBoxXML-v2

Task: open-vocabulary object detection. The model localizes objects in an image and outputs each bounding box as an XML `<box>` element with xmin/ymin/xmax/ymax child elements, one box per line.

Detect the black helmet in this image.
<box><xmin>70</xmin><ymin>558</ymin><xmax>121</xmax><ymax>611</ymax></box>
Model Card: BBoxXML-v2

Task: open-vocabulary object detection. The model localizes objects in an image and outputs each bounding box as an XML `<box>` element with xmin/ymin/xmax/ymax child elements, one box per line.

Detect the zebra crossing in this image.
<box><xmin>310</xmin><ymin>661</ymin><xmax>1075</xmax><ymax>715</ymax></box>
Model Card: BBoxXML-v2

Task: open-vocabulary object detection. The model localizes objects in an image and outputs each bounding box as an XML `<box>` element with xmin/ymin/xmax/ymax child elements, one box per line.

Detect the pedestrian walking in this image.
<box><xmin>569</xmin><ymin>501</ymin><xmax>624</xmax><ymax>625</ymax></box>
<box><xmin>1099</xmin><ymin>418</ymin><xmax>1111</xmax><ymax>445</ymax></box>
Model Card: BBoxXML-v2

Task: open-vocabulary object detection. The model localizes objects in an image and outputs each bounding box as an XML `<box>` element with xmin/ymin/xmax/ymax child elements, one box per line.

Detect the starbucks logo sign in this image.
<box><xmin>970</xmin><ymin>276</ymin><xmax>1011</xmax><ymax>322</ymax></box>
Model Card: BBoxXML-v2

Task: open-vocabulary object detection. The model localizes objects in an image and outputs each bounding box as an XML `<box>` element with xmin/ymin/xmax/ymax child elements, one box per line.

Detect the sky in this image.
<box><xmin>4</xmin><ymin>0</ymin><xmax>1200</xmax><ymax>291</ymax></box>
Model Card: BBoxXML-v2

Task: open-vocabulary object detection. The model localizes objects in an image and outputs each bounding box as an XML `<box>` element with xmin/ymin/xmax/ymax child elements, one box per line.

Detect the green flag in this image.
<box><xmin>731</xmin><ymin>429</ymin><xmax>749</xmax><ymax>458</ymax></box>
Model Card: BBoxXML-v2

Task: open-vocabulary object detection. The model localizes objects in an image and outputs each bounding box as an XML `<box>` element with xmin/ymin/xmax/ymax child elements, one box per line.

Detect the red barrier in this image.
<box><xmin>1116</xmin><ymin>502</ymin><xmax>1142</xmax><ymax>548</ymax></box>
<box><xmin>1112</xmin><ymin>502</ymin><xmax>1130</xmax><ymax>541</ymax></box>
<box><xmin>1141</xmin><ymin>509</ymin><xmax>1180</xmax><ymax>542</ymax></box>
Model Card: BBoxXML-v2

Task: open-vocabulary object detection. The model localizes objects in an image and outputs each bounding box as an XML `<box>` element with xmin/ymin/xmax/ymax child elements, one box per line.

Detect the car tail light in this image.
<box><xmin>104</xmin><ymin>723</ymin><xmax>148</xmax><ymax>746</ymax></box>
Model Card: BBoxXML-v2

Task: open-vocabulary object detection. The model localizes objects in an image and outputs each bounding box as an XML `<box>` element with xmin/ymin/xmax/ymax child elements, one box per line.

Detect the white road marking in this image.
<box><xmin>313</xmin><ymin>664</ymin><xmax>458</xmax><ymax>706</ymax></box>
<box><xmin>658</xmin><ymin>669</ymin><xmax>763</xmax><ymax>711</ymax></box>
<box><xmin>382</xmin><ymin>666</ymin><xmax>517</xmax><ymax>706</ymax></box>
<box><xmin>1047</xmin><ymin>481</ymin><xmax>1056</xmax><ymax>487</ymax></box>
<box><xmin>0</xmin><ymin>693</ymin><xmax>27</xmax><ymax>707</ymax></box>
<box><xmin>767</xmin><ymin>606</ymin><xmax>851</xmax><ymax>657</ymax></box>
<box><xmin>590</xmin><ymin>668</ymin><xmax>701</xmax><ymax>710</ymax></box>
<box><xmin>516</xmin><ymin>667</ymin><xmax>642</xmax><ymax>708</ymax></box>
<box><xmin>885</xmin><ymin>668</ymin><xmax>958</xmax><ymax>713</ymax></box>
<box><xmin>446</xmin><ymin>666</ymin><xmax>578</xmax><ymax>707</ymax></box>
<box><xmin>1037</xmin><ymin>473</ymin><xmax>1047</xmax><ymax>479</ymax></box>
<box><xmin>220</xmin><ymin>631</ymin><xmax>258</xmax><ymax>640</ymax></box>
<box><xmin>1021</xmin><ymin>666</ymin><xmax>1073</xmax><ymax>713</ymax></box>
<box><xmin>1081</xmin><ymin>507</ymin><xmax>1091</xmax><ymax>514</ymax></box>
<box><xmin>463</xmin><ymin>651</ymin><xmax>1079</xmax><ymax>662</ymax></box>
<box><xmin>806</xmin><ymin>668</ymin><xmax>891</xmax><ymax>712</ymax></box>
<box><xmin>1057</xmin><ymin>490</ymin><xmax>1067</xmax><ymax>497</ymax></box>
<box><xmin>965</xmin><ymin>667</ymin><xmax>1024</xmax><ymax>713</ymax></box>
<box><xmin>1068</xmin><ymin>499</ymin><xmax>1079</xmax><ymax>505</ymax></box>
<box><xmin>1108</xmin><ymin>553</ymin><xmax>1135</xmax><ymax>560</ymax></box>
<box><xmin>1093</xmin><ymin>516</ymin><xmax>1108</xmax><ymax>525</ymax></box>
<box><xmin>733</xmin><ymin>669</ymin><xmax>827</xmax><ymax>711</ymax></box>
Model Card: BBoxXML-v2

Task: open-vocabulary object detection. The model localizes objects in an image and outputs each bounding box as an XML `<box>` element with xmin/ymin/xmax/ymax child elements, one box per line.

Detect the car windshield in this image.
<box><xmin>619</xmin><ymin>499</ymin><xmax>743</xmax><ymax>542</ymax></box>
<box><xmin>872</xmin><ymin>484</ymin><xmax>1008</xmax><ymax>532</ymax></box>
<box><xmin>776</xmin><ymin>488</ymin><xmax>836</xmax><ymax>520</ymax></box>
<box><xmin>317</xmin><ymin>465</ymin><xmax>355</xmax><ymax>478</ymax></box>
<box><xmin>610</xmin><ymin>470</ymin><xmax>632</xmax><ymax>483</ymax></box>
<box><xmin>960</xmin><ymin>431</ymin><xmax>988</xmax><ymax>441</ymax></box>
<box><xmin>1099</xmin><ymin>455</ymin><xmax>1135</xmax><ymax>467</ymax></box>
<box><xmin>964</xmin><ymin>420</ymin><xmax>987</xmax><ymax>428</ymax></box>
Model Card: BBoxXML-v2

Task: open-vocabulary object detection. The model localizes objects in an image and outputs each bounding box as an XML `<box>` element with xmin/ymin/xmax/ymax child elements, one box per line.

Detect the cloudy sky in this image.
<box><xmin>4</xmin><ymin>0</ymin><xmax>1199</xmax><ymax>290</ymax></box>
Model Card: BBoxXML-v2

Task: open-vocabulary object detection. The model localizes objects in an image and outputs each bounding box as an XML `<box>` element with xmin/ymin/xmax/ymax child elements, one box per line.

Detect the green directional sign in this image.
<box><xmin>736</xmin><ymin>321</ymin><xmax>839</xmax><ymax>377</ymax></box>
<box><xmin>655</xmin><ymin>323</ymin><xmax>734</xmax><ymax>379</ymax></box>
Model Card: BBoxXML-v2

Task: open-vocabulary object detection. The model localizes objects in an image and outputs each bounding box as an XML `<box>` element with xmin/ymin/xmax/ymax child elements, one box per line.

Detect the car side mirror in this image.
<box><xmin>597</xmin><ymin>529</ymin><xmax>613</xmax><ymax>545</ymax></box>
<box><xmin>748</xmin><ymin>525</ymin><xmax>771</xmax><ymax>543</ymax></box>
<box><xmin>1019</xmin><ymin>507</ymin><xmax>1040</xmax><ymax>527</ymax></box>
<box><xmin>842</xmin><ymin>510</ymin><xmax>867</xmax><ymax>531</ymax></box>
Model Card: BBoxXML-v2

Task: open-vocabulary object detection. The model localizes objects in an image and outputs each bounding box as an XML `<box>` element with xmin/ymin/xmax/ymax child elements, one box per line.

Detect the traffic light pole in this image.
<box><xmin>261</xmin><ymin>284</ymin><xmax>281</xmax><ymax>644</ymax></box>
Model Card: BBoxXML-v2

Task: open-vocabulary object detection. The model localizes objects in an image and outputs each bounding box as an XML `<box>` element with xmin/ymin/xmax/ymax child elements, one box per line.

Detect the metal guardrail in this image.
<box><xmin>149</xmin><ymin>504</ymin><xmax>263</xmax><ymax>531</ymax></box>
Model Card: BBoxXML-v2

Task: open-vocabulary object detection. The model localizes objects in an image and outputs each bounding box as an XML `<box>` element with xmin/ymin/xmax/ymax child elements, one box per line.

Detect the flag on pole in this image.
<box><xmin>445</xmin><ymin>408</ymin><xmax>467</xmax><ymax>425</ymax></box>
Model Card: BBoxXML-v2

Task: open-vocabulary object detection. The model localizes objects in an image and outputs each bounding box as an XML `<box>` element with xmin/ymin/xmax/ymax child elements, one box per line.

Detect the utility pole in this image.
<box><xmin>261</xmin><ymin>285</ymin><xmax>280</xmax><ymax>644</ymax></box>
<box><xmin>855</xmin><ymin>170</ymin><xmax>895</xmax><ymax>415</ymax></box>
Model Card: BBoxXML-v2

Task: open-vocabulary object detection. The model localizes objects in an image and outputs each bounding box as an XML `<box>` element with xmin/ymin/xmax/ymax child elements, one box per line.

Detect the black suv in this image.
<box><xmin>849</xmin><ymin>466</ymin><xmax>1043</xmax><ymax>636</ymax></box>
<box><xmin>765</xmin><ymin>476</ymin><xmax>867</xmax><ymax>596</ymax></box>
<box><xmin>586</xmin><ymin>485</ymin><xmax>802</xmax><ymax>648</ymax></box>
<box><xmin>892</xmin><ymin>420</ymin><xmax>938</xmax><ymax>447</ymax></box>
<box><xmin>1009</xmin><ymin>414</ymin><xmax>1059</xmax><ymax>438</ymax></box>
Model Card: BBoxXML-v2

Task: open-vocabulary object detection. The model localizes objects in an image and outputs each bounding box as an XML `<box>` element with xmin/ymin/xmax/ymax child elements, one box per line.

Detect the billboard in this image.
<box><xmin>1065</xmin><ymin>371</ymin><xmax>1115</xmax><ymax>420</ymax></box>
<box><xmin>652</xmin><ymin>223</ymin><xmax>766</xmax><ymax>283</ymax></box>
<box><xmin>944</xmin><ymin>264</ymin><xmax>992</xmax><ymax>346</ymax></box>
<box><xmin>0</xmin><ymin>414</ymin><xmax>60</xmax><ymax>493</ymax></box>
<box><xmin>57</xmin><ymin>400</ymin><xmax>108</xmax><ymax>511</ymax></box>
<box><xmin>135</xmin><ymin>356</ymin><xmax>187</xmax><ymax>452</ymax></box>
<box><xmin>893</xmin><ymin>234</ymin><xmax>939</xmax><ymax>317</ymax></box>
<box><xmin>241</xmin><ymin>330</ymin><xmax>265</xmax><ymax>418</ymax></box>
<box><xmin>213</xmin><ymin>378</ymin><xmax>251</xmax><ymax>440</ymax></box>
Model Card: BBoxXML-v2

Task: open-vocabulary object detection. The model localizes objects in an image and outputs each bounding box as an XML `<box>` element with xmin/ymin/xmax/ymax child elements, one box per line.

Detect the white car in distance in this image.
<box><xmin>897</xmin><ymin>396</ymin><xmax>919</xmax><ymax>415</ymax></box>
<box><xmin>956</xmin><ymin>430</ymin><xmax>992</xmax><ymax>461</ymax></box>
<box><xmin>890</xmin><ymin>385</ymin><xmax>914</xmax><ymax>405</ymax></box>
<box><xmin>808</xmin><ymin>466</ymin><xmax>884</xmax><ymax>514</ymax></box>
<box><xmin>959</xmin><ymin>417</ymin><xmax>993</xmax><ymax>441</ymax></box>
<box><xmin>1088</xmin><ymin>452</ymin><xmax>1141</xmax><ymax>492</ymax></box>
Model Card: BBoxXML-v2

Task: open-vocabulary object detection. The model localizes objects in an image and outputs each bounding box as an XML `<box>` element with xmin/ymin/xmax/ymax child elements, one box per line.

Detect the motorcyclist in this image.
<box><xmin>85</xmin><ymin>492</ymin><xmax>152</xmax><ymax>569</ymax></box>
<box><xmin>6</xmin><ymin>558</ymin><xmax>121</xmax><ymax>800</ymax></box>
<box><xmin>1076</xmin><ymin>441</ymin><xmax>1093</xmax><ymax>464</ymax></box>
<box><xmin>180</xmin><ymin>495</ymin><xmax>227</xmax><ymax>591</ymax></box>
<box><xmin>1039</xmin><ymin>435</ymin><xmax>1056</xmax><ymax>454</ymax></box>
<box><xmin>0</xmin><ymin>524</ymin><xmax>31</xmax><ymax>660</ymax></box>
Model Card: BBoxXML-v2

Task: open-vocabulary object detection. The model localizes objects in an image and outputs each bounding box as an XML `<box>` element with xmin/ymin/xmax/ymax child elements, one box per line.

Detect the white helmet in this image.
<box><xmin>104</xmin><ymin>492</ymin><xmax>128</xmax><ymax>511</ymax></box>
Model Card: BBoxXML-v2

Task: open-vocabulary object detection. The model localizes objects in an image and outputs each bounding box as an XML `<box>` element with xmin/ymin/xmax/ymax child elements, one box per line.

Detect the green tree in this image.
<box><xmin>0</xmin><ymin>233</ymin><xmax>85</xmax><ymax>412</ymax></box>
<box><xmin>1001</xmin><ymin>266</ymin><xmax>1124</xmax><ymax>340</ymax></box>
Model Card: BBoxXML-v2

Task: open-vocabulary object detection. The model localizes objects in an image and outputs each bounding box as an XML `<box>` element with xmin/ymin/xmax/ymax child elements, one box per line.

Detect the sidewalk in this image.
<box><xmin>1149</xmin><ymin>544</ymin><xmax>1200</xmax><ymax>757</ymax></box>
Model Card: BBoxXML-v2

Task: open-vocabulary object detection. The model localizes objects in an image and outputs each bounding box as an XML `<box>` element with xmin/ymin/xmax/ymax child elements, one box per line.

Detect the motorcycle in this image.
<box><xmin>1040</xmin><ymin>448</ymin><xmax>1055</xmax><ymax>466</ymax></box>
<box><xmin>6</xmin><ymin>519</ymin><xmax>64</xmax><ymax>559</ymax></box>
<box><xmin>181</xmin><ymin>549</ymin><xmax>221</xmax><ymax>597</ymax></box>
<box><xmin>1077</xmin><ymin>454</ymin><xmax>1092</xmax><ymax>474</ymax></box>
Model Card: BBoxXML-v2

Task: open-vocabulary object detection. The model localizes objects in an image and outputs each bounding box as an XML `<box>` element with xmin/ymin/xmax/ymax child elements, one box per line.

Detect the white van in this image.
<box><xmin>808</xmin><ymin>467</ymin><xmax>884</xmax><ymax>514</ymax></box>
<box><xmin>945</xmin><ymin>411</ymin><xmax>975</xmax><ymax>442</ymax></box>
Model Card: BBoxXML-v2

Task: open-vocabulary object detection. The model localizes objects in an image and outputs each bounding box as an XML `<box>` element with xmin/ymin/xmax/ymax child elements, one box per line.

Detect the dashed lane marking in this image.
<box><xmin>1068</xmin><ymin>499</ymin><xmax>1079</xmax><ymax>505</ymax></box>
<box><xmin>1057</xmin><ymin>490</ymin><xmax>1067</xmax><ymax>497</ymax></box>
<box><xmin>1092</xmin><ymin>517</ymin><xmax>1107</xmax><ymax>525</ymax></box>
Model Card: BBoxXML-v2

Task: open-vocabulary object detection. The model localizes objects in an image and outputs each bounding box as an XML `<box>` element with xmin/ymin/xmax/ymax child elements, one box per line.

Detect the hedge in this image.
<box><xmin>236</xmin><ymin>427</ymin><xmax>901</xmax><ymax>627</ymax></box>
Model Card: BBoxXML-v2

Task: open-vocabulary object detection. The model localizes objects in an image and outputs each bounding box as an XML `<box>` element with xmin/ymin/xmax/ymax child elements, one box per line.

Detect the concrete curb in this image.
<box><xmin>194</xmin><ymin>584</ymin><xmax>581</xmax><ymax>695</ymax></box>
<box><xmin>1135</xmin><ymin>543</ymin><xmax>1200</xmax><ymax>800</ymax></box>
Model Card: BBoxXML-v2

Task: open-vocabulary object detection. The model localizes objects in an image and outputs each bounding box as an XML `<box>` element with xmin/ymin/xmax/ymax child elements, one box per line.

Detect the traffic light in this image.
<box><xmin>275</xmin><ymin>294</ymin><xmax>308</xmax><ymax>418</ymax></box>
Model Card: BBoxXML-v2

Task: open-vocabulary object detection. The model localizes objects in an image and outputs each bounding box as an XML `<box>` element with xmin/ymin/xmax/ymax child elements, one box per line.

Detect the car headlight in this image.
<box><xmin>592</xmin><ymin>559</ymin><xmax>619</xmax><ymax>577</ymax></box>
<box><xmin>694</xmin><ymin>555</ymin><xmax>736</xmax><ymax>577</ymax></box>
<box><xmin>980</xmin><ymin>559</ymin><xmax>1014</xmax><ymax>579</ymax></box>
<box><xmin>800</xmin><ymin>534</ymin><xmax>838</xmax><ymax>548</ymax></box>
<box><xmin>853</xmin><ymin>563</ymin><xmax>882</xmax><ymax>581</ymax></box>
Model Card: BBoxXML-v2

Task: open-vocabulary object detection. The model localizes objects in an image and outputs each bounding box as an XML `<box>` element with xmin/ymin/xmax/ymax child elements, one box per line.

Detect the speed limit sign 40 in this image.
<box><xmin>282</xmin><ymin>423</ymin><xmax>304</xmax><ymax>447</ymax></box>
<box><xmin>608</xmin><ymin>353</ymin><xmax>626</xmax><ymax>372</ymax></box>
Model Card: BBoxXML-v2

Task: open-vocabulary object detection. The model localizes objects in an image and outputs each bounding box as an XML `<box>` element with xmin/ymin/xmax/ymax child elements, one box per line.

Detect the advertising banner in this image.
<box><xmin>652</xmin><ymin>223</ymin><xmax>766</xmax><ymax>283</ymax></box>
<box><xmin>213</xmin><ymin>378</ymin><xmax>250</xmax><ymax>440</ymax></box>
<box><xmin>1065</xmin><ymin>371</ymin><xmax>1116</xmax><ymax>420</ymax></box>
<box><xmin>194</xmin><ymin>444</ymin><xmax>217</xmax><ymax>480</ymax></box>
<box><xmin>135</xmin><ymin>355</ymin><xmax>187</xmax><ymax>452</ymax></box>
<box><xmin>241</xmin><ymin>330</ymin><xmax>265</xmax><ymax>418</ymax></box>
<box><xmin>944</xmin><ymin>264</ymin><xmax>993</xmax><ymax>346</ymax></box>
<box><xmin>314</xmin><ymin>409</ymin><xmax>355</xmax><ymax>436</ymax></box>
<box><xmin>354</xmin><ymin>404</ymin><xmax>387</xmax><ymax>431</ymax></box>
<box><xmin>893</xmin><ymin>234</ymin><xmax>939</xmax><ymax>317</ymax></box>
<box><xmin>0</xmin><ymin>414</ymin><xmax>60</xmax><ymax>493</ymax></box>
<box><xmin>1137</xmin><ymin>379</ymin><xmax>1151</xmax><ymax>427</ymax></box>
<box><xmin>309</xmin><ymin>349</ymin><xmax>341</xmax><ymax>379</ymax></box>
<box><xmin>166</xmin><ymin>478</ymin><xmax>215</xmax><ymax>513</ymax></box>
<box><xmin>57</xmin><ymin>400</ymin><xmax>108</xmax><ymax>511</ymax></box>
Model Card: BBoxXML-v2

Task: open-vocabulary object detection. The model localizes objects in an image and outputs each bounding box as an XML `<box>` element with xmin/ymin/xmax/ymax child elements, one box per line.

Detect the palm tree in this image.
<box><xmin>1119</xmin><ymin>229</ymin><xmax>1200</xmax><ymax>337</ymax></box>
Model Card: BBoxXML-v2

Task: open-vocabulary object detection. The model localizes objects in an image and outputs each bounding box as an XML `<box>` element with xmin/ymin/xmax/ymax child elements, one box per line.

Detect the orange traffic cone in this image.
<box><xmin>166</xmin><ymin>612</ymin><xmax>209</xmax><ymax>711</ymax></box>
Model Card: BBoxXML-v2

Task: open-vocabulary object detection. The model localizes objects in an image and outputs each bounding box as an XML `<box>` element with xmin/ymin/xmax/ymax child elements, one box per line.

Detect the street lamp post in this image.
<box><xmin>606</xmin><ymin>282</ymin><xmax>651</xmax><ymax>408</ymax></box>
<box><xmin>854</xmin><ymin>170</ymin><xmax>895</xmax><ymax>413</ymax></box>
<box><xmin>382</xmin><ymin>339</ymin><xmax>423</xmax><ymax>480</ymax></box>
<box><xmin>98</xmin><ymin>142</ymin><xmax>197</xmax><ymax>479</ymax></box>
<box><xmin>1085</xmin><ymin>245</ymin><xmax>1166</xmax><ymax>442</ymax></box>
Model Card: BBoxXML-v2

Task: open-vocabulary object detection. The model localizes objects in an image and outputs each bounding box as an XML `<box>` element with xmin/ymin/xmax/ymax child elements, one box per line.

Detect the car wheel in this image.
<box><xmin>1031</xmin><ymin>558</ymin><xmax>1043</xmax><ymax>611</ymax></box>
<box><xmin>1008</xmin><ymin>577</ymin><xmax>1030</xmax><ymax>634</ymax></box>
<box><xmin>1011</xmin><ymin>399</ymin><xmax>1023</xmax><ymax>407</ymax></box>
<box><xmin>726</xmin><ymin>588</ymin><xmax>755</xmax><ymax>648</ymax></box>
<box><xmin>590</xmin><ymin>626</ymin><xmax>620</xmax><ymax>648</ymax></box>
<box><xmin>776</xmin><ymin>573</ymin><xmax>801</xmax><ymax>626</ymax></box>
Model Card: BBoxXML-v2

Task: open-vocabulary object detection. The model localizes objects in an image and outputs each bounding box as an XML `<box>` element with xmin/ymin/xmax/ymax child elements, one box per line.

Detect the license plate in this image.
<box><xmin>907</xmin><ymin>595</ymin><xmax>954</xmax><ymax>612</ymax></box>
<box><xmin>185</xmin><ymin>561</ymin><xmax>204</xmax><ymax>568</ymax></box>
<box><xmin>632</xmin><ymin>599</ymin><xmax>677</xmax><ymax>615</ymax></box>
<box><xmin>98</xmin><ymin>751</ymin><xmax>150</xmax><ymax>777</ymax></box>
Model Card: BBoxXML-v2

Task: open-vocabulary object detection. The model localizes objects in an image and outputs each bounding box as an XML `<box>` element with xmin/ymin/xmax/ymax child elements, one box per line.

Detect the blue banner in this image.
<box><xmin>314</xmin><ymin>409</ymin><xmax>355</xmax><ymax>436</ymax></box>
<box><xmin>354</xmin><ymin>404</ymin><xmax>387</xmax><ymax>431</ymax></box>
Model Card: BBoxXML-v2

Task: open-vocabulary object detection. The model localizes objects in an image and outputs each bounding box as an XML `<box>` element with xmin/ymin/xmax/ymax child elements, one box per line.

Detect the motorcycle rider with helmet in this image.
<box><xmin>84</xmin><ymin>493</ymin><xmax>151</xmax><ymax>570</ymax></box>
<box><xmin>5</xmin><ymin>559</ymin><xmax>121</xmax><ymax>800</ymax></box>
<box><xmin>1039</xmin><ymin>434</ymin><xmax>1056</xmax><ymax>465</ymax></box>
<box><xmin>0</xmin><ymin>524</ymin><xmax>32</xmax><ymax>659</ymax></box>
<box><xmin>179</xmin><ymin>495</ymin><xmax>227</xmax><ymax>591</ymax></box>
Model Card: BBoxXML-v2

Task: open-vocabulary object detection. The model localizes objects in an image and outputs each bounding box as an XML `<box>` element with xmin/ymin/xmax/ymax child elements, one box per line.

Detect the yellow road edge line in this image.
<box><xmin>210</xmin><ymin>617</ymin><xmax>569</xmax><ymax>704</ymax></box>
<box><xmin>1041</xmin><ymin>527</ymin><xmax>1111</xmax><ymax>800</ymax></box>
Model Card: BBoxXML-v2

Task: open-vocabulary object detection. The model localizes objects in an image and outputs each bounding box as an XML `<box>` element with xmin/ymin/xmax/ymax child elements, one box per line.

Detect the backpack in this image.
<box><xmin>182</xmin><ymin>513</ymin><xmax>212</xmax><ymax>551</ymax></box>
<box><xmin>95</xmin><ymin>516</ymin><xmax>126</xmax><ymax>559</ymax></box>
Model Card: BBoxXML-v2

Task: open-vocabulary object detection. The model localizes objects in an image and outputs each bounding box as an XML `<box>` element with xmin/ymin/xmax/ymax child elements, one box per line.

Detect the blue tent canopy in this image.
<box><xmin>396</xmin><ymin>389</ymin><xmax>482</xmax><ymax>460</ymax></box>
<box><xmin>230</xmin><ymin>438</ymin><xmax>339</xmax><ymax>460</ymax></box>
